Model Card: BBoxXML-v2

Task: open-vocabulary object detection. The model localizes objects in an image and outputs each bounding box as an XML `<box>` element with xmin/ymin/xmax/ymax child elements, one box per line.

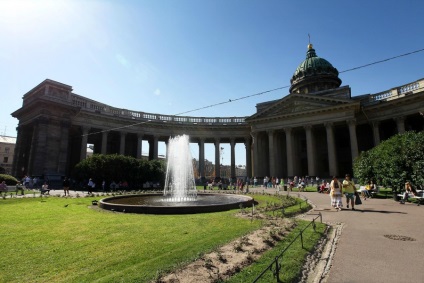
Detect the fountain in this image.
<box><xmin>163</xmin><ymin>135</ymin><xmax>198</xmax><ymax>202</ymax></box>
<box><xmin>99</xmin><ymin>135</ymin><xmax>253</xmax><ymax>214</ymax></box>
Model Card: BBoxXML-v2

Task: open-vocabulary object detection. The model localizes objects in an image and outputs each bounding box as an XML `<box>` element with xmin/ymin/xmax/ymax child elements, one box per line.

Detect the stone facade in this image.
<box><xmin>0</xmin><ymin>136</ymin><xmax>16</xmax><ymax>174</ymax></box>
<box><xmin>10</xmin><ymin>46</ymin><xmax>424</xmax><ymax>180</ymax></box>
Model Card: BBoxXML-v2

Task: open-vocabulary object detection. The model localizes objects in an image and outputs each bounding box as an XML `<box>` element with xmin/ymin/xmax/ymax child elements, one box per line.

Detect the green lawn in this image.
<box><xmin>0</xmin><ymin>194</ymin><xmax>323</xmax><ymax>282</ymax></box>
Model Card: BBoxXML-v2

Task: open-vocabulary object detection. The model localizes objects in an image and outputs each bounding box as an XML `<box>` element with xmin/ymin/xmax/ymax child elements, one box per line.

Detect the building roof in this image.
<box><xmin>0</xmin><ymin>136</ymin><xmax>16</xmax><ymax>144</ymax></box>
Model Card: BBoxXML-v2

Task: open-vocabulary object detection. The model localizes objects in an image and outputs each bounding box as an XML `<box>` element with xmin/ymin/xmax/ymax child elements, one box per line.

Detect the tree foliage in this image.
<box><xmin>72</xmin><ymin>154</ymin><xmax>166</xmax><ymax>188</ymax></box>
<box><xmin>0</xmin><ymin>174</ymin><xmax>18</xmax><ymax>185</ymax></box>
<box><xmin>353</xmin><ymin>131</ymin><xmax>424</xmax><ymax>192</ymax></box>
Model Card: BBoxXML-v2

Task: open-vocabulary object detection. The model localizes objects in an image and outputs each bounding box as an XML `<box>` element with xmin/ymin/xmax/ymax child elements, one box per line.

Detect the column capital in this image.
<box><xmin>304</xmin><ymin>124</ymin><xmax>313</xmax><ymax>131</ymax></box>
<box><xmin>394</xmin><ymin>116</ymin><xmax>405</xmax><ymax>122</ymax></box>
<box><xmin>81</xmin><ymin>126</ymin><xmax>90</xmax><ymax>135</ymax></box>
<box><xmin>371</xmin><ymin>120</ymin><xmax>380</xmax><ymax>127</ymax></box>
<box><xmin>346</xmin><ymin>119</ymin><xmax>356</xmax><ymax>126</ymax></box>
<box><xmin>266</xmin><ymin>129</ymin><xmax>275</xmax><ymax>136</ymax></box>
<box><xmin>283</xmin><ymin>127</ymin><xmax>292</xmax><ymax>133</ymax></box>
<box><xmin>324</xmin><ymin>122</ymin><xmax>334</xmax><ymax>129</ymax></box>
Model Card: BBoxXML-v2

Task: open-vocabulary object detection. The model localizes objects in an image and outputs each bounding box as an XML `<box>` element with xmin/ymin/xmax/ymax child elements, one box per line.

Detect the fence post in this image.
<box><xmin>275</xmin><ymin>256</ymin><xmax>280</xmax><ymax>282</ymax></box>
<box><xmin>300</xmin><ymin>231</ymin><xmax>304</xmax><ymax>249</ymax></box>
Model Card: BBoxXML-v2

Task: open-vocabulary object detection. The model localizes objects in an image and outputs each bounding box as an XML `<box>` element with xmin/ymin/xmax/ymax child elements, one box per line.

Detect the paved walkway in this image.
<box><xmin>249</xmin><ymin>187</ymin><xmax>424</xmax><ymax>283</ymax></box>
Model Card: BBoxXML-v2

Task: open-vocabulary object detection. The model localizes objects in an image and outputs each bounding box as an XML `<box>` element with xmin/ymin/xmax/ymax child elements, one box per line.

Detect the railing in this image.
<box><xmin>68</xmin><ymin>93</ymin><xmax>247</xmax><ymax>125</ymax></box>
<box><xmin>253</xmin><ymin>213</ymin><xmax>323</xmax><ymax>283</ymax></box>
<box><xmin>369</xmin><ymin>81</ymin><xmax>421</xmax><ymax>102</ymax></box>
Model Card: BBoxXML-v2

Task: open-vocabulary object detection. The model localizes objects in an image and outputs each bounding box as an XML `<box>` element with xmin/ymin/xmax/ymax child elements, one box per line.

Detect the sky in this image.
<box><xmin>1</xmin><ymin>0</ymin><xmax>423</xmax><ymax>166</ymax></box>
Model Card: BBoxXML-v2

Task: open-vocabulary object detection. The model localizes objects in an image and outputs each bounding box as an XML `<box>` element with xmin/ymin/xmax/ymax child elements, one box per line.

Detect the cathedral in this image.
<box><xmin>11</xmin><ymin>44</ymin><xmax>424</xmax><ymax>181</ymax></box>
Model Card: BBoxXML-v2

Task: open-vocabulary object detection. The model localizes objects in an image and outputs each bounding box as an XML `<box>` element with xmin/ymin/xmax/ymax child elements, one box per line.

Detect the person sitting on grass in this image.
<box><xmin>41</xmin><ymin>182</ymin><xmax>50</xmax><ymax>195</ymax></box>
<box><xmin>16</xmin><ymin>182</ymin><xmax>25</xmax><ymax>196</ymax></box>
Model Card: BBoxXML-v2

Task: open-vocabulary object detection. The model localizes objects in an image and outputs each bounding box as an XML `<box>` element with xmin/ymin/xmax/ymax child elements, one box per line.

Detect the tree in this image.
<box><xmin>353</xmin><ymin>131</ymin><xmax>424</xmax><ymax>194</ymax></box>
<box><xmin>72</xmin><ymin>154</ymin><xmax>166</xmax><ymax>189</ymax></box>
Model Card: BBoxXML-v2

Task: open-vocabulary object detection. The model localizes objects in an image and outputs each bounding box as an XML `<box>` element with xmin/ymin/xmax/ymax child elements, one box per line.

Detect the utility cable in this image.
<box><xmin>82</xmin><ymin>47</ymin><xmax>424</xmax><ymax>136</ymax></box>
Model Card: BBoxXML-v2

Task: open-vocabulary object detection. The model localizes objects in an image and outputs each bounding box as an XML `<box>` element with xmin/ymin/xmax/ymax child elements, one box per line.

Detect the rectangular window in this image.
<box><xmin>3</xmin><ymin>157</ymin><xmax>8</xmax><ymax>163</ymax></box>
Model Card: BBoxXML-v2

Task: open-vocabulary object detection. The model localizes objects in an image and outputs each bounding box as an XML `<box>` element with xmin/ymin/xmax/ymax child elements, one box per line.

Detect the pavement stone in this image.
<box><xmin>249</xmin><ymin>186</ymin><xmax>424</xmax><ymax>283</ymax></box>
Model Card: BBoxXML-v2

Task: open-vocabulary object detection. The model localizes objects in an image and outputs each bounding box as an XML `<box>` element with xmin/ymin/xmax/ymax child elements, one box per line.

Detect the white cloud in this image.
<box><xmin>154</xmin><ymin>88</ymin><xmax>161</xmax><ymax>96</ymax></box>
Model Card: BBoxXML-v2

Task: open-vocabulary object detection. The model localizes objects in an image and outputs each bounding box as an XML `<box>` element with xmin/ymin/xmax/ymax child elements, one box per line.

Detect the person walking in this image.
<box><xmin>343</xmin><ymin>174</ymin><xmax>356</xmax><ymax>210</ymax></box>
<box><xmin>329</xmin><ymin>176</ymin><xmax>343</xmax><ymax>211</ymax></box>
<box><xmin>87</xmin><ymin>178</ymin><xmax>95</xmax><ymax>195</ymax></box>
<box><xmin>63</xmin><ymin>177</ymin><xmax>70</xmax><ymax>196</ymax></box>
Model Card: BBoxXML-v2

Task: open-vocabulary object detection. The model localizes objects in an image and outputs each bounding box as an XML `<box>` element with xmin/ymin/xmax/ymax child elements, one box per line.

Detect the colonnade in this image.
<box><xmin>78</xmin><ymin>127</ymin><xmax>253</xmax><ymax>180</ymax></box>
<box><xmin>252</xmin><ymin>116</ymin><xmax>408</xmax><ymax>179</ymax></box>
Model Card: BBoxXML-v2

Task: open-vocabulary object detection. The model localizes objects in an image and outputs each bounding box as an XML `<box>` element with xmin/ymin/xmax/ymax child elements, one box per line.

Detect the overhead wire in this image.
<box><xmin>83</xmin><ymin>47</ymin><xmax>424</xmax><ymax>136</ymax></box>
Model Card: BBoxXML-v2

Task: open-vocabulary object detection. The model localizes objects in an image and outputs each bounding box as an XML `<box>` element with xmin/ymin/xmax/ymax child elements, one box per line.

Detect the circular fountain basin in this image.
<box><xmin>99</xmin><ymin>193</ymin><xmax>254</xmax><ymax>214</ymax></box>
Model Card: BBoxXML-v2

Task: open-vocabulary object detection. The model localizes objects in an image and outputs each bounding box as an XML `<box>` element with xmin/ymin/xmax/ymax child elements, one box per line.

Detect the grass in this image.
<box><xmin>226</xmin><ymin>220</ymin><xmax>327</xmax><ymax>283</ymax></box>
<box><xmin>0</xmin><ymin>193</ymin><xmax>323</xmax><ymax>283</ymax></box>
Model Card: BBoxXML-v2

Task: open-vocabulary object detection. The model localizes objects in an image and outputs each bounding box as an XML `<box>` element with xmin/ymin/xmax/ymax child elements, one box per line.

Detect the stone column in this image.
<box><xmin>267</xmin><ymin>130</ymin><xmax>276</xmax><ymax>177</ymax></box>
<box><xmin>198</xmin><ymin>138</ymin><xmax>205</xmax><ymax>179</ymax></box>
<box><xmin>230</xmin><ymin>139</ymin><xmax>236</xmax><ymax>178</ymax></box>
<box><xmin>284</xmin><ymin>127</ymin><xmax>294</xmax><ymax>177</ymax></box>
<box><xmin>245</xmin><ymin>137</ymin><xmax>252</xmax><ymax>178</ymax></box>
<box><xmin>153</xmin><ymin>135</ymin><xmax>159</xmax><ymax>159</ymax></box>
<box><xmin>325</xmin><ymin>122</ymin><xmax>338</xmax><ymax>177</ymax></box>
<box><xmin>80</xmin><ymin>126</ymin><xmax>89</xmax><ymax>162</ymax></box>
<box><xmin>137</xmin><ymin>134</ymin><xmax>143</xmax><ymax>159</ymax></box>
<box><xmin>304</xmin><ymin>125</ymin><xmax>317</xmax><ymax>176</ymax></box>
<box><xmin>347</xmin><ymin>120</ymin><xmax>359</xmax><ymax>162</ymax></box>
<box><xmin>31</xmin><ymin>118</ymin><xmax>49</xmax><ymax>176</ymax></box>
<box><xmin>101</xmin><ymin>131</ymin><xmax>108</xmax><ymax>154</ymax></box>
<box><xmin>214</xmin><ymin>138</ymin><xmax>220</xmax><ymax>178</ymax></box>
<box><xmin>119</xmin><ymin>132</ymin><xmax>126</xmax><ymax>155</ymax></box>
<box><xmin>395</xmin><ymin>116</ymin><xmax>405</xmax><ymax>134</ymax></box>
<box><xmin>57</xmin><ymin>121</ymin><xmax>70</xmax><ymax>174</ymax></box>
<box><xmin>372</xmin><ymin>121</ymin><xmax>381</xmax><ymax>146</ymax></box>
<box><xmin>251</xmin><ymin>132</ymin><xmax>259</xmax><ymax>178</ymax></box>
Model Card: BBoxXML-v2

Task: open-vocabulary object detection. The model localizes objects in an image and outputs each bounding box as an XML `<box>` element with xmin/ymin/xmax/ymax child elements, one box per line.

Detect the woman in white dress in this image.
<box><xmin>330</xmin><ymin>176</ymin><xmax>343</xmax><ymax>211</ymax></box>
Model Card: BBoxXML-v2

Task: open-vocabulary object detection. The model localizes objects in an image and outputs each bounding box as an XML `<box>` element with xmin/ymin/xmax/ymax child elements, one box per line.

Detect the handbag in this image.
<box><xmin>355</xmin><ymin>192</ymin><xmax>362</xmax><ymax>205</ymax></box>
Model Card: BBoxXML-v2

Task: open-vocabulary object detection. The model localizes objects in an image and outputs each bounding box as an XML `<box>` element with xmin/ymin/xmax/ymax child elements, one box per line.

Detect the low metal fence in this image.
<box><xmin>253</xmin><ymin>213</ymin><xmax>323</xmax><ymax>283</ymax></box>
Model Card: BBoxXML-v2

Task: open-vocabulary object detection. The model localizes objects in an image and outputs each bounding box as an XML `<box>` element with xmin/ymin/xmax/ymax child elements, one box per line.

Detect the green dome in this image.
<box><xmin>290</xmin><ymin>44</ymin><xmax>341</xmax><ymax>94</ymax></box>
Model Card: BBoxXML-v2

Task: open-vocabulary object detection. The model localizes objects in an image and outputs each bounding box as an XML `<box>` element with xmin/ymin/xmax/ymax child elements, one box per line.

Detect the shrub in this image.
<box><xmin>354</xmin><ymin>131</ymin><xmax>424</xmax><ymax>192</ymax></box>
<box><xmin>0</xmin><ymin>174</ymin><xmax>19</xmax><ymax>185</ymax></box>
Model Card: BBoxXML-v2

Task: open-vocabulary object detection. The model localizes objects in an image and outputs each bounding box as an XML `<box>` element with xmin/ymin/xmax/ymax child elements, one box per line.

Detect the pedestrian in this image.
<box><xmin>110</xmin><ymin>181</ymin><xmax>117</xmax><ymax>192</ymax></box>
<box><xmin>330</xmin><ymin>176</ymin><xmax>343</xmax><ymax>211</ymax></box>
<box><xmin>87</xmin><ymin>178</ymin><xmax>95</xmax><ymax>195</ymax></box>
<box><xmin>63</xmin><ymin>177</ymin><xmax>70</xmax><ymax>196</ymax></box>
<box><xmin>342</xmin><ymin>174</ymin><xmax>356</xmax><ymax>210</ymax></box>
<box><xmin>0</xmin><ymin>181</ymin><xmax>7</xmax><ymax>197</ymax></box>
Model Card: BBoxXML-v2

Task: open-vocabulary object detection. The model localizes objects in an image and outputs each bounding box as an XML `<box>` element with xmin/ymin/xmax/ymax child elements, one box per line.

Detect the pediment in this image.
<box><xmin>247</xmin><ymin>93</ymin><xmax>357</xmax><ymax>121</ymax></box>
